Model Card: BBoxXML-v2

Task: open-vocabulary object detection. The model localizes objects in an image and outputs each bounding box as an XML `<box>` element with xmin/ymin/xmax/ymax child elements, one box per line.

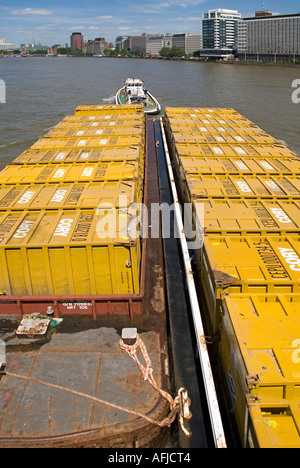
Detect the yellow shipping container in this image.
<box><xmin>247</xmin><ymin>400</ymin><xmax>300</xmax><ymax>448</ymax></box>
<box><xmin>176</xmin><ymin>156</ymin><xmax>300</xmax><ymax>176</ymax></box>
<box><xmin>173</xmin><ymin>142</ymin><xmax>296</xmax><ymax>159</ymax></box>
<box><xmin>0</xmin><ymin>209</ymin><xmax>141</xmax><ymax>296</ymax></box>
<box><xmin>165</xmin><ymin>121</ymin><xmax>265</xmax><ymax>137</ymax></box>
<box><xmin>171</xmin><ymin>131</ymin><xmax>279</xmax><ymax>146</ymax></box>
<box><xmin>30</xmin><ymin>136</ymin><xmax>142</xmax><ymax>150</ymax></box>
<box><xmin>220</xmin><ymin>293</ymin><xmax>300</xmax><ymax>448</ymax></box>
<box><xmin>165</xmin><ymin>106</ymin><xmax>251</xmax><ymax>122</ymax></box>
<box><xmin>201</xmin><ymin>235</ymin><xmax>300</xmax><ymax>335</ymax></box>
<box><xmin>57</xmin><ymin>114</ymin><xmax>145</xmax><ymax>128</ymax></box>
<box><xmin>12</xmin><ymin>146</ymin><xmax>142</xmax><ymax>165</ymax></box>
<box><xmin>0</xmin><ymin>161</ymin><xmax>141</xmax><ymax>187</ymax></box>
<box><xmin>182</xmin><ymin>174</ymin><xmax>300</xmax><ymax>201</ymax></box>
<box><xmin>0</xmin><ymin>181</ymin><xmax>139</xmax><ymax>210</ymax></box>
<box><xmin>45</xmin><ymin>126</ymin><xmax>144</xmax><ymax>139</ymax></box>
<box><xmin>197</xmin><ymin>199</ymin><xmax>300</xmax><ymax>235</ymax></box>
<box><xmin>74</xmin><ymin>104</ymin><xmax>144</xmax><ymax>115</ymax></box>
<box><xmin>165</xmin><ymin>116</ymin><xmax>257</xmax><ymax>129</ymax></box>
<box><xmin>165</xmin><ymin>106</ymin><xmax>240</xmax><ymax>115</ymax></box>
<box><xmin>166</xmin><ymin>116</ymin><xmax>254</xmax><ymax>127</ymax></box>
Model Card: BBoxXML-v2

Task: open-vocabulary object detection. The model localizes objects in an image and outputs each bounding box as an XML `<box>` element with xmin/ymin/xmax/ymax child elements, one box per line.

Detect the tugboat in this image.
<box><xmin>116</xmin><ymin>78</ymin><xmax>161</xmax><ymax>115</ymax></box>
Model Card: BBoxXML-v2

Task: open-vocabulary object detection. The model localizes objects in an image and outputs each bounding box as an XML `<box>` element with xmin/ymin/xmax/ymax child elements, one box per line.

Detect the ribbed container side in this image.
<box><xmin>12</xmin><ymin>147</ymin><xmax>142</xmax><ymax>165</ymax></box>
<box><xmin>194</xmin><ymin>198</ymin><xmax>300</xmax><ymax>235</ymax></box>
<box><xmin>0</xmin><ymin>162</ymin><xmax>142</xmax><ymax>200</ymax></box>
<box><xmin>166</xmin><ymin>121</ymin><xmax>267</xmax><ymax>136</ymax></box>
<box><xmin>30</xmin><ymin>136</ymin><xmax>143</xmax><ymax>150</ymax></box>
<box><xmin>165</xmin><ymin>106</ymin><xmax>250</xmax><ymax>120</ymax></box>
<box><xmin>172</xmin><ymin>142</ymin><xmax>296</xmax><ymax>159</ymax></box>
<box><xmin>165</xmin><ymin>112</ymin><xmax>259</xmax><ymax>128</ymax></box>
<box><xmin>176</xmin><ymin>156</ymin><xmax>300</xmax><ymax>176</ymax></box>
<box><xmin>0</xmin><ymin>181</ymin><xmax>139</xmax><ymax>210</ymax></box>
<box><xmin>170</xmin><ymin>132</ymin><xmax>279</xmax><ymax>146</ymax></box>
<box><xmin>0</xmin><ymin>209</ymin><xmax>141</xmax><ymax>296</ymax></box>
<box><xmin>165</xmin><ymin>106</ymin><xmax>242</xmax><ymax>116</ymax></box>
<box><xmin>220</xmin><ymin>293</ymin><xmax>300</xmax><ymax>448</ymax></box>
<box><xmin>248</xmin><ymin>400</ymin><xmax>300</xmax><ymax>448</ymax></box>
<box><xmin>180</xmin><ymin>173</ymin><xmax>300</xmax><ymax>201</ymax></box>
<box><xmin>170</xmin><ymin>107</ymin><xmax>237</xmax><ymax>113</ymax></box>
<box><xmin>45</xmin><ymin>126</ymin><xmax>145</xmax><ymax>139</ymax></box>
<box><xmin>58</xmin><ymin>115</ymin><xmax>145</xmax><ymax>128</ymax></box>
<box><xmin>166</xmin><ymin>116</ymin><xmax>256</xmax><ymax>127</ymax></box>
<box><xmin>74</xmin><ymin>104</ymin><xmax>144</xmax><ymax>115</ymax></box>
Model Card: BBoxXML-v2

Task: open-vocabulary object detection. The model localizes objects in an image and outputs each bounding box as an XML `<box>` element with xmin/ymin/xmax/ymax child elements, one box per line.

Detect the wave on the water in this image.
<box><xmin>102</xmin><ymin>95</ymin><xmax>115</xmax><ymax>103</ymax></box>
<box><xmin>0</xmin><ymin>140</ymin><xmax>28</xmax><ymax>149</ymax></box>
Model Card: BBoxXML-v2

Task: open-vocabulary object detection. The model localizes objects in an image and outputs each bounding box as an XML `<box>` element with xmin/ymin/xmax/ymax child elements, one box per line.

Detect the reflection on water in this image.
<box><xmin>0</xmin><ymin>57</ymin><xmax>299</xmax><ymax>169</ymax></box>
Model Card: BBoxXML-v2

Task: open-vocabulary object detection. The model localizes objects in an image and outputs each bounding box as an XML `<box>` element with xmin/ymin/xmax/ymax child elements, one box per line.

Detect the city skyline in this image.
<box><xmin>0</xmin><ymin>0</ymin><xmax>299</xmax><ymax>46</ymax></box>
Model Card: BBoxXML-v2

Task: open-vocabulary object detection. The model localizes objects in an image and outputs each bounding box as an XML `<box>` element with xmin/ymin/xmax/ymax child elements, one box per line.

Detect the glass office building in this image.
<box><xmin>202</xmin><ymin>9</ymin><xmax>241</xmax><ymax>50</ymax></box>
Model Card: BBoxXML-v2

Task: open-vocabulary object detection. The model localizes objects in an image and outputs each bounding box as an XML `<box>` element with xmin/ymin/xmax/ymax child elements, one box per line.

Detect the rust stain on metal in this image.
<box><xmin>214</xmin><ymin>270</ymin><xmax>241</xmax><ymax>289</ymax></box>
<box><xmin>150</xmin><ymin>265</ymin><xmax>165</xmax><ymax>314</ymax></box>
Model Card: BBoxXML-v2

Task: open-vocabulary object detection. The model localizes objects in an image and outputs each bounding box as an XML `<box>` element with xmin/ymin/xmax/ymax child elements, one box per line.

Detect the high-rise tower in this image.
<box><xmin>202</xmin><ymin>9</ymin><xmax>241</xmax><ymax>51</ymax></box>
<box><xmin>70</xmin><ymin>32</ymin><xmax>84</xmax><ymax>53</ymax></box>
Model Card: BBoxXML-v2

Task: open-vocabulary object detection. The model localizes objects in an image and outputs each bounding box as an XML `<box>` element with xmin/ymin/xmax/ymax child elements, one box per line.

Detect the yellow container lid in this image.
<box><xmin>204</xmin><ymin>235</ymin><xmax>300</xmax><ymax>290</ymax></box>
<box><xmin>179</xmin><ymin>156</ymin><xmax>300</xmax><ymax>175</ymax></box>
<box><xmin>0</xmin><ymin>181</ymin><xmax>139</xmax><ymax>210</ymax></box>
<box><xmin>198</xmin><ymin>198</ymin><xmax>300</xmax><ymax>234</ymax></box>
<box><xmin>13</xmin><ymin>146</ymin><xmax>142</xmax><ymax>165</ymax></box>
<box><xmin>0</xmin><ymin>161</ymin><xmax>141</xmax><ymax>185</ymax></box>
<box><xmin>186</xmin><ymin>174</ymin><xmax>300</xmax><ymax>199</ymax></box>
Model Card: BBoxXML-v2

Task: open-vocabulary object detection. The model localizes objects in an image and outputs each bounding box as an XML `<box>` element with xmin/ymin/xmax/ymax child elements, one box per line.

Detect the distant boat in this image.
<box><xmin>115</xmin><ymin>78</ymin><xmax>161</xmax><ymax>115</ymax></box>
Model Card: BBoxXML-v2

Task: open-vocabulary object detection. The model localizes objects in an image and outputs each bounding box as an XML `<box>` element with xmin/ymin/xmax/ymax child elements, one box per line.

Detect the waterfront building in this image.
<box><xmin>47</xmin><ymin>44</ymin><xmax>64</xmax><ymax>56</ymax></box>
<box><xmin>173</xmin><ymin>34</ymin><xmax>203</xmax><ymax>55</ymax></box>
<box><xmin>0</xmin><ymin>38</ymin><xmax>16</xmax><ymax>52</ymax></box>
<box><xmin>146</xmin><ymin>36</ymin><xmax>164</xmax><ymax>56</ymax></box>
<box><xmin>129</xmin><ymin>36</ymin><xmax>147</xmax><ymax>54</ymax></box>
<box><xmin>115</xmin><ymin>36</ymin><xmax>128</xmax><ymax>51</ymax></box>
<box><xmin>238</xmin><ymin>11</ymin><xmax>300</xmax><ymax>61</ymax></box>
<box><xmin>115</xmin><ymin>33</ymin><xmax>201</xmax><ymax>57</ymax></box>
<box><xmin>172</xmin><ymin>34</ymin><xmax>186</xmax><ymax>53</ymax></box>
<box><xmin>145</xmin><ymin>33</ymin><xmax>202</xmax><ymax>57</ymax></box>
<box><xmin>86</xmin><ymin>38</ymin><xmax>109</xmax><ymax>55</ymax></box>
<box><xmin>163</xmin><ymin>35</ymin><xmax>173</xmax><ymax>48</ymax></box>
<box><xmin>202</xmin><ymin>9</ymin><xmax>241</xmax><ymax>51</ymax></box>
<box><xmin>185</xmin><ymin>33</ymin><xmax>203</xmax><ymax>55</ymax></box>
<box><xmin>119</xmin><ymin>36</ymin><xmax>147</xmax><ymax>54</ymax></box>
<box><xmin>70</xmin><ymin>32</ymin><xmax>84</xmax><ymax>53</ymax></box>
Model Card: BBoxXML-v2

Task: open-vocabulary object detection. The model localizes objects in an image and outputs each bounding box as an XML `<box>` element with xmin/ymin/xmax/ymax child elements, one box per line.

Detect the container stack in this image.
<box><xmin>165</xmin><ymin>107</ymin><xmax>300</xmax><ymax>448</ymax></box>
<box><xmin>0</xmin><ymin>104</ymin><xmax>145</xmax><ymax>298</ymax></box>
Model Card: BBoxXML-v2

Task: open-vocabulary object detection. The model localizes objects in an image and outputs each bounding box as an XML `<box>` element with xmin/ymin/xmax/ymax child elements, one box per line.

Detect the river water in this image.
<box><xmin>0</xmin><ymin>56</ymin><xmax>299</xmax><ymax>169</ymax></box>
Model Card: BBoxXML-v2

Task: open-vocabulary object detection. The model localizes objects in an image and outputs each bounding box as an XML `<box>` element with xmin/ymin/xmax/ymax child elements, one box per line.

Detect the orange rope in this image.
<box><xmin>5</xmin><ymin>370</ymin><xmax>175</xmax><ymax>428</ymax></box>
<box><xmin>119</xmin><ymin>334</ymin><xmax>181</xmax><ymax>427</ymax></box>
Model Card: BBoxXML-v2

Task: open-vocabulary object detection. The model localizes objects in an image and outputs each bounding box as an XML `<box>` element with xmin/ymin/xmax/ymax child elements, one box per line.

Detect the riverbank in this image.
<box><xmin>1</xmin><ymin>54</ymin><xmax>300</xmax><ymax>67</ymax></box>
